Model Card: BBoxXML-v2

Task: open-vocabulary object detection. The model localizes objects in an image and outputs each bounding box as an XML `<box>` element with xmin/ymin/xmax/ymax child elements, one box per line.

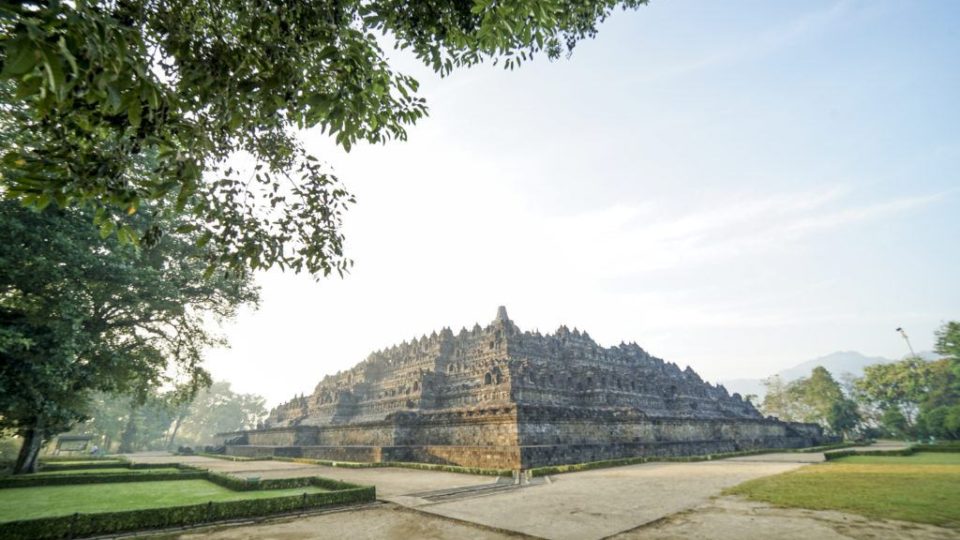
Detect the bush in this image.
<box><xmin>382</xmin><ymin>462</ymin><xmax>512</xmax><ymax>477</ymax></box>
<box><xmin>823</xmin><ymin>448</ymin><xmax>916</xmax><ymax>460</ymax></box>
<box><xmin>0</xmin><ymin>470</ymin><xmax>207</xmax><ymax>488</ymax></box>
<box><xmin>196</xmin><ymin>453</ymin><xmax>262</xmax><ymax>462</ymax></box>
<box><xmin>912</xmin><ymin>442</ymin><xmax>960</xmax><ymax>453</ymax></box>
<box><xmin>527</xmin><ymin>444</ymin><xmax>862</xmax><ymax>477</ymax></box>
<box><xmin>39</xmin><ymin>461</ymin><xmax>128</xmax><ymax>472</ymax></box>
<box><xmin>38</xmin><ymin>456</ymin><xmax>122</xmax><ymax>463</ymax></box>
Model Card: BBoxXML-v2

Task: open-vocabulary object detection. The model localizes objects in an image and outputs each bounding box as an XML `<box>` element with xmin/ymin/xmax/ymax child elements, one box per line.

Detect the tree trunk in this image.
<box><xmin>167</xmin><ymin>413</ymin><xmax>185</xmax><ymax>450</ymax></box>
<box><xmin>118</xmin><ymin>413</ymin><xmax>137</xmax><ymax>454</ymax></box>
<box><xmin>14</xmin><ymin>428</ymin><xmax>43</xmax><ymax>475</ymax></box>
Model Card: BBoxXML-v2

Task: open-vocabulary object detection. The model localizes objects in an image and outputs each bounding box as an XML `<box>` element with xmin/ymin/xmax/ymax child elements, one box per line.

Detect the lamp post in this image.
<box><xmin>895</xmin><ymin>327</ymin><xmax>917</xmax><ymax>358</ymax></box>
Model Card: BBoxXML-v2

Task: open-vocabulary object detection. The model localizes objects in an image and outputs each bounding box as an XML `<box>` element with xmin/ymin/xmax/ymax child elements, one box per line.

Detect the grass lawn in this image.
<box><xmin>0</xmin><ymin>479</ymin><xmax>329</xmax><ymax>522</ymax></box>
<box><xmin>33</xmin><ymin>467</ymin><xmax>183</xmax><ymax>476</ymax></box>
<box><xmin>725</xmin><ymin>452</ymin><xmax>960</xmax><ymax>527</ymax></box>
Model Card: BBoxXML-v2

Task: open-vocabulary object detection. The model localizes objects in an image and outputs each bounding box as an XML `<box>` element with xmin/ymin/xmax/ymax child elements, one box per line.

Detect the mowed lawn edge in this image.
<box><xmin>0</xmin><ymin>479</ymin><xmax>330</xmax><ymax>522</ymax></box>
<box><xmin>723</xmin><ymin>452</ymin><xmax>960</xmax><ymax>527</ymax></box>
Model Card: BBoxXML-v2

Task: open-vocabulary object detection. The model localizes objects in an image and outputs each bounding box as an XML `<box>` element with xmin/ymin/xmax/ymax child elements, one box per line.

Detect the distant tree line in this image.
<box><xmin>761</xmin><ymin>322</ymin><xmax>960</xmax><ymax>441</ymax></box>
<box><xmin>0</xmin><ymin>381</ymin><xmax>265</xmax><ymax>461</ymax></box>
<box><xmin>74</xmin><ymin>381</ymin><xmax>266</xmax><ymax>453</ymax></box>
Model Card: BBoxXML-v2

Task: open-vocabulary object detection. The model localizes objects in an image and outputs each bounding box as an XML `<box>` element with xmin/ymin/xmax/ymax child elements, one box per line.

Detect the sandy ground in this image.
<box><xmin>613</xmin><ymin>496</ymin><xmax>960</xmax><ymax>540</ymax></box>
<box><xmin>174</xmin><ymin>505</ymin><xmax>520</xmax><ymax>540</ymax></box>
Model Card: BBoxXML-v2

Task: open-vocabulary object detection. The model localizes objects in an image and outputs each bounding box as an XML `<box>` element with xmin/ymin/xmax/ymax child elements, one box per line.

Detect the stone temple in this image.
<box><xmin>225</xmin><ymin>307</ymin><xmax>826</xmax><ymax>469</ymax></box>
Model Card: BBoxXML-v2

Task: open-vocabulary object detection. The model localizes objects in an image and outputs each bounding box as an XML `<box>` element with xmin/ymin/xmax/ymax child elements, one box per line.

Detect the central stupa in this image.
<box><xmin>226</xmin><ymin>308</ymin><xmax>825</xmax><ymax>468</ymax></box>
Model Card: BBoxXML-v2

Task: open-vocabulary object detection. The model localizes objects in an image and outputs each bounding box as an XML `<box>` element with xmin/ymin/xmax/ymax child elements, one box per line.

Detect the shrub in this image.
<box><xmin>39</xmin><ymin>461</ymin><xmax>128</xmax><ymax>472</ymax></box>
<box><xmin>823</xmin><ymin>448</ymin><xmax>916</xmax><ymax>460</ymax></box>
<box><xmin>0</xmin><ymin>470</ymin><xmax>206</xmax><ymax>488</ymax></box>
<box><xmin>196</xmin><ymin>453</ymin><xmax>262</xmax><ymax>462</ymax></box>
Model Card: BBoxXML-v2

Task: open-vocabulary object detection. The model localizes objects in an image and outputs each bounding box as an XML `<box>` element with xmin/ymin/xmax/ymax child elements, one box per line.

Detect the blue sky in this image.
<box><xmin>205</xmin><ymin>0</ymin><xmax>959</xmax><ymax>405</ymax></box>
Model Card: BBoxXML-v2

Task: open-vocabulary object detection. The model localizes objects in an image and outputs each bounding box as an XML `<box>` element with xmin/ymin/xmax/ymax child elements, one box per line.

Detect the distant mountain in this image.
<box><xmin>719</xmin><ymin>350</ymin><xmax>937</xmax><ymax>400</ymax></box>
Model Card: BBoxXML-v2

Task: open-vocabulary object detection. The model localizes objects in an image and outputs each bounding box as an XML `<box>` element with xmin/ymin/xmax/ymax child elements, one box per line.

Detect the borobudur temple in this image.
<box><xmin>224</xmin><ymin>307</ymin><xmax>826</xmax><ymax>469</ymax></box>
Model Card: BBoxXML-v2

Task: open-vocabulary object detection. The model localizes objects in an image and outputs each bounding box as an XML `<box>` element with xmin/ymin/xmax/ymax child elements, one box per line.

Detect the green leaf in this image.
<box><xmin>128</xmin><ymin>102</ymin><xmax>142</xmax><ymax>127</ymax></box>
<box><xmin>1</xmin><ymin>39</ymin><xmax>38</xmax><ymax>77</ymax></box>
<box><xmin>39</xmin><ymin>47</ymin><xmax>65</xmax><ymax>96</ymax></box>
<box><xmin>99</xmin><ymin>220</ymin><xmax>116</xmax><ymax>240</ymax></box>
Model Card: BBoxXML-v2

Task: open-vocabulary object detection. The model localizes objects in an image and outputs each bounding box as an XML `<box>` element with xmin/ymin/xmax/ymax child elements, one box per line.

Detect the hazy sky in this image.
<box><xmin>205</xmin><ymin>0</ymin><xmax>959</xmax><ymax>407</ymax></box>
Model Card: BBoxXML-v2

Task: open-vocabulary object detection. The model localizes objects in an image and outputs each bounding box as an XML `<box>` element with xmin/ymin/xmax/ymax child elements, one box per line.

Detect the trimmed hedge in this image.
<box><xmin>794</xmin><ymin>441</ymin><xmax>863</xmax><ymax>453</ymax></box>
<box><xmin>37</xmin><ymin>456</ymin><xmax>120</xmax><ymax>463</ymax></box>
<box><xmin>268</xmin><ymin>456</ymin><xmax>511</xmax><ymax>476</ymax></box>
<box><xmin>0</xmin><ymin>484</ymin><xmax>375</xmax><ymax>540</ymax></box>
<box><xmin>912</xmin><ymin>443</ymin><xmax>960</xmax><ymax>453</ymax></box>
<box><xmin>382</xmin><ymin>461</ymin><xmax>512</xmax><ymax>477</ymax></box>
<box><xmin>39</xmin><ymin>461</ymin><xmax>128</xmax><ymax>472</ymax></box>
<box><xmin>527</xmin><ymin>444</ymin><xmax>863</xmax><ymax>477</ymax></box>
<box><xmin>0</xmin><ymin>470</ymin><xmax>207</xmax><ymax>488</ymax></box>
<box><xmin>270</xmin><ymin>456</ymin><xmax>385</xmax><ymax>469</ymax></box>
<box><xmin>195</xmin><ymin>453</ymin><xmax>261</xmax><ymax>462</ymax></box>
<box><xmin>824</xmin><ymin>447</ymin><xmax>916</xmax><ymax>460</ymax></box>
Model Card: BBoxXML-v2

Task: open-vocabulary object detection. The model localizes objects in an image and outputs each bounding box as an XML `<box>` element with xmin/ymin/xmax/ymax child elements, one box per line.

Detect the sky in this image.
<box><xmin>204</xmin><ymin>0</ymin><xmax>960</xmax><ymax>407</ymax></box>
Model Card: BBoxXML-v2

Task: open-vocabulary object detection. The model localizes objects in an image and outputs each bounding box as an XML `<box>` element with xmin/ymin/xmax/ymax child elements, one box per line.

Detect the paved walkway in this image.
<box><xmin>407</xmin><ymin>460</ymin><xmax>806</xmax><ymax>540</ymax></box>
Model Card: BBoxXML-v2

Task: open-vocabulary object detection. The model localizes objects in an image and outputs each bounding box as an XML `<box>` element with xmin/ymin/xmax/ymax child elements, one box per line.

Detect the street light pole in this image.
<box><xmin>895</xmin><ymin>327</ymin><xmax>917</xmax><ymax>358</ymax></box>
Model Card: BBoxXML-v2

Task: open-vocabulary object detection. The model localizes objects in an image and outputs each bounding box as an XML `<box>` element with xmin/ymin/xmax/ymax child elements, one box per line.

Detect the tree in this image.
<box><xmin>915</xmin><ymin>321</ymin><xmax>960</xmax><ymax>440</ymax></box>
<box><xmin>0</xmin><ymin>202</ymin><xmax>258</xmax><ymax>473</ymax></box>
<box><xmin>854</xmin><ymin>357</ymin><xmax>939</xmax><ymax>437</ymax></box>
<box><xmin>826</xmin><ymin>398</ymin><xmax>861</xmax><ymax>440</ymax></box>
<box><xmin>791</xmin><ymin>367</ymin><xmax>845</xmax><ymax>425</ymax></box>
<box><xmin>761</xmin><ymin>375</ymin><xmax>797</xmax><ymax>421</ymax></box>
<box><xmin>172</xmin><ymin>381</ymin><xmax>266</xmax><ymax>448</ymax></box>
<box><xmin>0</xmin><ymin>0</ymin><xmax>648</xmax><ymax>276</ymax></box>
<box><xmin>762</xmin><ymin>367</ymin><xmax>858</xmax><ymax>436</ymax></box>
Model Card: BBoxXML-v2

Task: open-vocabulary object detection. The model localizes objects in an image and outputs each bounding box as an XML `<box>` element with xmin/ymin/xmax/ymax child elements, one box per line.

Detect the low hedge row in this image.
<box><xmin>912</xmin><ymin>443</ymin><xmax>960</xmax><ymax>453</ymax></box>
<box><xmin>270</xmin><ymin>456</ymin><xmax>385</xmax><ymax>469</ymax></box>
<box><xmin>823</xmin><ymin>448</ymin><xmax>916</xmax><ymax>460</ymax></box>
<box><xmin>194</xmin><ymin>453</ymin><xmax>261</xmax><ymax>462</ymax></box>
<box><xmin>0</xmin><ymin>470</ymin><xmax>207</xmax><ymax>488</ymax></box>
<box><xmin>382</xmin><ymin>461</ymin><xmax>512</xmax><ymax>477</ymax></box>
<box><xmin>794</xmin><ymin>441</ymin><xmax>863</xmax><ymax>453</ymax></box>
<box><xmin>268</xmin><ymin>456</ymin><xmax>511</xmax><ymax>476</ymax></box>
<box><xmin>0</xmin><ymin>484</ymin><xmax>375</xmax><ymax>540</ymax></box>
<box><xmin>527</xmin><ymin>444</ymin><xmax>859</xmax><ymax>477</ymax></box>
<box><xmin>37</xmin><ymin>456</ymin><xmax>119</xmax><ymax>463</ymax></box>
<box><xmin>39</xmin><ymin>461</ymin><xmax>128</xmax><ymax>472</ymax></box>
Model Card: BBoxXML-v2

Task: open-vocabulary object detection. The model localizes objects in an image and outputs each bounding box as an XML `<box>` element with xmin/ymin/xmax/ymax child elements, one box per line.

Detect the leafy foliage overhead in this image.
<box><xmin>0</xmin><ymin>0</ymin><xmax>647</xmax><ymax>275</ymax></box>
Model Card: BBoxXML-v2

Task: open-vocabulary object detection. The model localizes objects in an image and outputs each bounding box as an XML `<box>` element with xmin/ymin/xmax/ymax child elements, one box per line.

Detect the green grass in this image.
<box><xmin>725</xmin><ymin>452</ymin><xmax>960</xmax><ymax>527</ymax></box>
<box><xmin>33</xmin><ymin>467</ymin><xmax>182</xmax><ymax>476</ymax></box>
<box><xmin>0</xmin><ymin>479</ymin><xmax>330</xmax><ymax>522</ymax></box>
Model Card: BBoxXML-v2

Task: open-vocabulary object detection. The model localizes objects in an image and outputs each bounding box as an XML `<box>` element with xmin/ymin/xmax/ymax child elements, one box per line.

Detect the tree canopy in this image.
<box><xmin>0</xmin><ymin>201</ymin><xmax>258</xmax><ymax>472</ymax></box>
<box><xmin>0</xmin><ymin>0</ymin><xmax>647</xmax><ymax>276</ymax></box>
<box><xmin>761</xmin><ymin>367</ymin><xmax>858</xmax><ymax>437</ymax></box>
